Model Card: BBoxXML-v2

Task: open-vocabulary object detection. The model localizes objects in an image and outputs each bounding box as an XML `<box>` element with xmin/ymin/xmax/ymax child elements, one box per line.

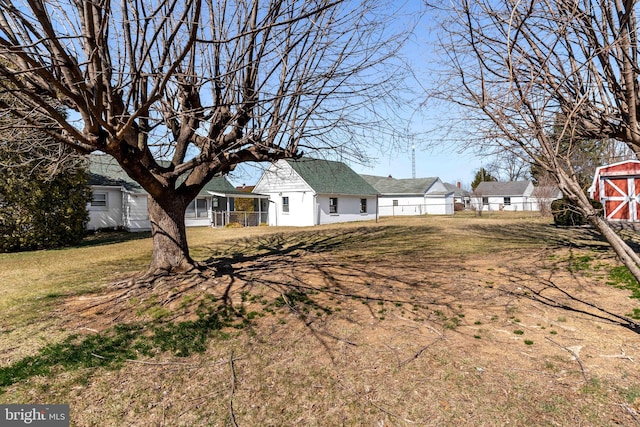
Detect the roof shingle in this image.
<box><xmin>361</xmin><ymin>174</ymin><xmax>438</xmax><ymax>195</ymax></box>
<box><xmin>475</xmin><ymin>181</ymin><xmax>532</xmax><ymax>196</ymax></box>
<box><xmin>286</xmin><ymin>159</ymin><xmax>378</xmax><ymax>195</ymax></box>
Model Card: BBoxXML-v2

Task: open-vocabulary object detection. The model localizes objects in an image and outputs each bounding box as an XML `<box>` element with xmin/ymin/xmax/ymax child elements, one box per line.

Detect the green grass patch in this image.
<box><xmin>627</xmin><ymin>308</ymin><xmax>640</xmax><ymax>320</ymax></box>
<box><xmin>623</xmin><ymin>385</ymin><xmax>640</xmax><ymax>404</ymax></box>
<box><xmin>607</xmin><ymin>265</ymin><xmax>640</xmax><ymax>300</ymax></box>
<box><xmin>0</xmin><ymin>299</ymin><xmax>249</xmax><ymax>391</ymax></box>
<box><xmin>569</xmin><ymin>254</ymin><xmax>594</xmax><ymax>272</ymax></box>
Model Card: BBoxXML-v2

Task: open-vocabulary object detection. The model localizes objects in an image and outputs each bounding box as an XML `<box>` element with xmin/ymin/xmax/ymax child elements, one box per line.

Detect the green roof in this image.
<box><xmin>361</xmin><ymin>174</ymin><xmax>439</xmax><ymax>195</ymax></box>
<box><xmin>88</xmin><ymin>155</ymin><xmax>144</xmax><ymax>192</ymax></box>
<box><xmin>88</xmin><ymin>154</ymin><xmax>238</xmax><ymax>196</ymax></box>
<box><xmin>286</xmin><ymin>158</ymin><xmax>378</xmax><ymax>196</ymax></box>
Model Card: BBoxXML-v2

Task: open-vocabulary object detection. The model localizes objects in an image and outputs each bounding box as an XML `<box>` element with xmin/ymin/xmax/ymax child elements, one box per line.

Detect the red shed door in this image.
<box><xmin>600</xmin><ymin>176</ymin><xmax>640</xmax><ymax>221</ymax></box>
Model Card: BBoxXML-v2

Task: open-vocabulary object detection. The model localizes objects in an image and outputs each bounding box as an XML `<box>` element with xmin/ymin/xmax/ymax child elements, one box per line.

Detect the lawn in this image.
<box><xmin>1</xmin><ymin>212</ymin><xmax>640</xmax><ymax>426</ymax></box>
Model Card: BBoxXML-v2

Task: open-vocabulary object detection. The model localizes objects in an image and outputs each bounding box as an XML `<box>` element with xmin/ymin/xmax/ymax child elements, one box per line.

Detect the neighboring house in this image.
<box><xmin>361</xmin><ymin>175</ymin><xmax>454</xmax><ymax>216</ymax></box>
<box><xmin>472</xmin><ymin>180</ymin><xmax>560</xmax><ymax>211</ymax></box>
<box><xmin>87</xmin><ymin>155</ymin><xmax>266</xmax><ymax>231</ymax></box>
<box><xmin>589</xmin><ymin>160</ymin><xmax>640</xmax><ymax>222</ymax></box>
<box><xmin>444</xmin><ymin>182</ymin><xmax>471</xmax><ymax>210</ymax></box>
<box><xmin>252</xmin><ymin>158</ymin><xmax>379</xmax><ymax>226</ymax></box>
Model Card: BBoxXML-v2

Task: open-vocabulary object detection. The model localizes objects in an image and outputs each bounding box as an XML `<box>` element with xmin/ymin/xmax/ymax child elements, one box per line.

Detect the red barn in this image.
<box><xmin>589</xmin><ymin>160</ymin><xmax>640</xmax><ymax>221</ymax></box>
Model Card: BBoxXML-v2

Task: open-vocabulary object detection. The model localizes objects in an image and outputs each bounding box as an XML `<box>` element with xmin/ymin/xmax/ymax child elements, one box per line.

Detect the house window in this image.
<box><xmin>329</xmin><ymin>197</ymin><xmax>338</xmax><ymax>214</ymax></box>
<box><xmin>504</xmin><ymin>197</ymin><xmax>511</xmax><ymax>206</ymax></box>
<box><xmin>91</xmin><ymin>192</ymin><xmax>107</xmax><ymax>208</ymax></box>
<box><xmin>360</xmin><ymin>198</ymin><xmax>367</xmax><ymax>213</ymax></box>
<box><xmin>282</xmin><ymin>196</ymin><xmax>289</xmax><ymax>213</ymax></box>
<box><xmin>482</xmin><ymin>197</ymin><xmax>489</xmax><ymax>206</ymax></box>
<box><xmin>212</xmin><ymin>197</ymin><xmax>219</xmax><ymax>208</ymax></box>
<box><xmin>186</xmin><ymin>198</ymin><xmax>208</xmax><ymax>218</ymax></box>
<box><xmin>392</xmin><ymin>199</ymin><xmax>398</xmax><ymax>207</ymax></box>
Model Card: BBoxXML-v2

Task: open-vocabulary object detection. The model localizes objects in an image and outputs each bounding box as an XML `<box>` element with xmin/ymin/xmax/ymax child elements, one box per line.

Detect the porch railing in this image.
<box><xmin>212</xmin><ymin>211</ymin><xmax>268</xmax><ymax>227</ymax></box>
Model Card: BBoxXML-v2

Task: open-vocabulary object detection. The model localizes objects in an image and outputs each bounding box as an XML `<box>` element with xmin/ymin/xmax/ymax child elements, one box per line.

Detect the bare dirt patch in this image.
<box><xmin>3</xmin><ymin>214</ymin><xmax>640</xmax><ymax>425</ymax></box>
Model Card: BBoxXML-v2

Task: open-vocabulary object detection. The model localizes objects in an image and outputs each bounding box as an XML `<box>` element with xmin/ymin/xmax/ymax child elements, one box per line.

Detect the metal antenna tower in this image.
<box><xmin>411</xmin><ymin>144</ymin><xmax>416</xmax><ymax>179</ymax></box>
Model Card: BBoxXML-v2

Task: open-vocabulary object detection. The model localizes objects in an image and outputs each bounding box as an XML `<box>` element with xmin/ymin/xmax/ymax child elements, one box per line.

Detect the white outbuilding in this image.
<box><xmin>361</xmin><ymin>175</ymin><xmax>455</xmax><ymax>216</ymax></box>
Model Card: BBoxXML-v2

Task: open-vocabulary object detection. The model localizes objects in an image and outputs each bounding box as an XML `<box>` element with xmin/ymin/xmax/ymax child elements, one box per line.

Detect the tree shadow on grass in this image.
<box><xmin>502</xmin><ymin>269</ymin><xmax>640</xmax><ymax>335</ymax></box>
<box><xmin>467</xmin><ymin>222</ymin><xmax>611</xmax><ymax>250</ymax></box>
<box><xmin>2</xmin><ymin>225</ymin><xmax>459</xmax><ymax>390</ymax></box>
<box><xmin>77</xmin><ymin>229</ymin><xmax>152</xmax><ymax>248</ymax></box>
<box><xmin>7</xmin><ymin>220</ymin><xmax>640</xmax><ymax>391</ymax></box>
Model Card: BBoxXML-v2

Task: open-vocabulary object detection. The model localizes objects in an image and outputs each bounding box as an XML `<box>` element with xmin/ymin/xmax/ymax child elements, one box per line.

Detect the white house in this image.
<box><xmin>471</xmin><ymin>180</ymin><xmax>562</xmax><ymax>211</ymax></box>
<box><xmin>361</xmin><ymin>175</ymin><xmax>455</xmax><ymax>216</ymax></box>
<box><xmin>252</xmin><ymin>158</ymin><xmax>379</xmax><ymax>226</ymax></box>
<box><xmin>87</xmin><ymin>155</ymin><xmax>265</xmax><ymax>231</ymax></box>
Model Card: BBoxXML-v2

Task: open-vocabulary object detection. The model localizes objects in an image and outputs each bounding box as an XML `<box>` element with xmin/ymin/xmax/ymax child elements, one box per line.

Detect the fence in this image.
<box><xmin>211</xmin><ymin>211</ymin><xmax>268</xmax><ymax>227</ymax></box>
<box><xmin>378</xmin><ymin>203</ymin><xmax>454</xmax><ymax>217</ymax></box>
<box><xmin>469</xmin><ymin>200</ymin><xmax>554</xmax><ymax>213</ymax></box>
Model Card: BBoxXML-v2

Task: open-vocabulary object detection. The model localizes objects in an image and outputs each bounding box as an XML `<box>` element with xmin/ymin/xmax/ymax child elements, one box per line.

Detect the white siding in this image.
<box><xmin>185</xmin><ymin>218</ymin><xmax>211</xmax><ymax>227</ymax></box>
<box><xmin>87</xmin><ymin>186</ymin><xmax>124</xmax><ymax>230</ymax></box>
<box><xmin>253</xmin><ymin>160</ymin><xmax>314</xmax><ymax>194</ymax></box>
<box><xmin>124</xmin><ymin>193</ymin><xmax>151</xmax><ymax>231</ymax></box>
<box><xmin>267</xmin><ymin>191</ymin><xmax>316</xmax><ymax>226</ymax></box>
<box><xmin>254</xmin><ymin>160</ymin><xmax>315</xmax><ymax>226</ymax></box>
<box><xmin>425</xmin><ymin>194</ymin><xmax>455</xmax><ymax>215</ymax></box>
<box><xmin>378</xmin><ymin>194</ymin><xmax>453</xmax><ymax>216</ymax></box>
<box><xmin>427</xmin><ymin>180</ymin><xmax>450</xmax><ymax>194</ymax></box>
<box><xmin>378</xmin><ymin>196</ymin><xmax>425</xmax><ymax>216</ymax></box>
<box><xmin>471</xmin><ymin>195</ymin><xmax>535</xmax><ymax>211</ymax></box>
<box><xmin>317</xmin><ymin>195</ymin><xmax>377</xmax><ymax>225</ymax></box>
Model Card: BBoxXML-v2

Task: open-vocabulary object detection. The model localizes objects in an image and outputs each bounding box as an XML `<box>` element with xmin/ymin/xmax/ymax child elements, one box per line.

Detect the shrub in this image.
<box><xmin>225</xmin><ymin>222</ymin><xmax>244</xmax><ymax>228</ymax></box>
<box><xmin>0</xmin><ymin>165</ymin><xmax>90</xmax><ymax>252</ymax></box>
<box><xmin>551</xmin><ymin>198</ymin><xmax>602</xmax><ymax>227</ymax></box>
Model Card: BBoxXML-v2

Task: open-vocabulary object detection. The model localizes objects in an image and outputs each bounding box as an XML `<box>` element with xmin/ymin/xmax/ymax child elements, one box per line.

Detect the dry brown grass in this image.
<box><xmin>2</xmin><ymin>212</ymin><xmax>640</xmax><ymax>426</ymax></box>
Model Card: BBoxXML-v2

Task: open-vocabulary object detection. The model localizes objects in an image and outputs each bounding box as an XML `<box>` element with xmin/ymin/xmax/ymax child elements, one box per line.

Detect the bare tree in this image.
<box><xmin>531</xmin><ymin>174</ymin><xmax>559</xmax><ymax>217</ymax></box>
<box><xmin>485</xmin><ymin>149</ymin><xmax>530</xmax><ymax>182</ymax></box>
<box><xmin>470</xmin><ymin>187</ymin><xmax>487</xmax><ymax>216</ymax></box>
<box><xmin>0</xmin><ymin>0</ymin><xmax>411</xmax><ymax>276</ymax></box>
<box><xmin>428</xmin><ymin>0</ymin><xmax>640</xmax><ymax>282</ymax></box>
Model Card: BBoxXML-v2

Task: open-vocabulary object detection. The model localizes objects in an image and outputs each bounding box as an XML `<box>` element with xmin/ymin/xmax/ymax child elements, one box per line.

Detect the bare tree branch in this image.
<box><xmin>0</xmin><ymin>0</ymin><xmax>413</xmax><ymax>274</ymax></box>
<box><xmin>429</xmin><ymin>0</ymin><xmax>640</xmax><ymax>282</ymax></box>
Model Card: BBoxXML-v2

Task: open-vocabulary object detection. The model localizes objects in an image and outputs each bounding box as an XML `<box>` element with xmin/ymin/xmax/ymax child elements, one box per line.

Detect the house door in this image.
<box><xmin>600</xmin><ymin>176</ymin><xmax>640</xmax><ymax>221</ymax></box>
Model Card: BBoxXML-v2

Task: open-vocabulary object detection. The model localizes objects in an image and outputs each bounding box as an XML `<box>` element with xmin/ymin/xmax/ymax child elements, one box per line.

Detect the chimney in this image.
<box><xmin>457</xmin><ymin>181</ymin><xmax>461</xmax><ymax>188</ymax></box>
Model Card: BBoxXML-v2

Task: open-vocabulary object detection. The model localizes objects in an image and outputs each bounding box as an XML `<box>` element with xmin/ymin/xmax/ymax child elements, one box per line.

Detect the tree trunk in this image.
<box><xmin>147</xmin><ymin>195</ymin><xmax>196</xmax><ymax>276</ymax></box>
<box><xmin>589</xmin><ymin>215</ymin><xmax>640</xmax><ymax>281</ymax></box>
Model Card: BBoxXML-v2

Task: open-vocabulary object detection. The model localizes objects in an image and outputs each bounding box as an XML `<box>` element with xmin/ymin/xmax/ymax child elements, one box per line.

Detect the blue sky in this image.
<box><xmin>349</xmin><ymin>149</ymin><xmax>484</xmax><ymax>188</ymax></box>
